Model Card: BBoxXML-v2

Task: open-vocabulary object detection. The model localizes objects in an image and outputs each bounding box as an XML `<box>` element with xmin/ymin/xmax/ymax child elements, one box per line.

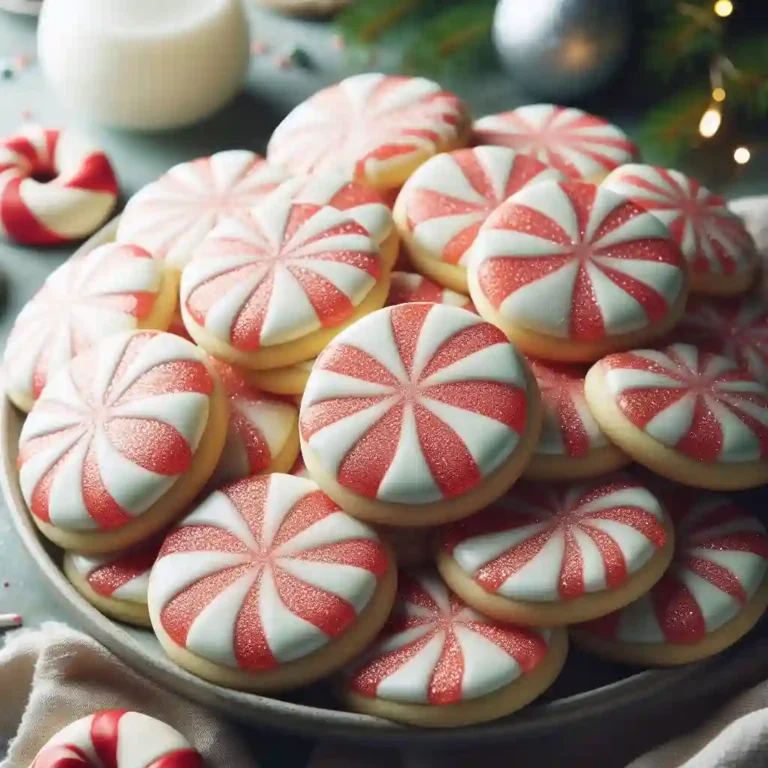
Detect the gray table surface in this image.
<box><xmin>2</xmin><ymin>6</ymin><xmax>768</xmax><ymax>767</ymax></box>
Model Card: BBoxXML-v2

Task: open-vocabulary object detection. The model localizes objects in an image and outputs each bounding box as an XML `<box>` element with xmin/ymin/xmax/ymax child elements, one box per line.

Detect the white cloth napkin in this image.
<box><xmin>0</xmin><ymin>622</ymin><xmax>254</xmax><ymax>768</ymax></box>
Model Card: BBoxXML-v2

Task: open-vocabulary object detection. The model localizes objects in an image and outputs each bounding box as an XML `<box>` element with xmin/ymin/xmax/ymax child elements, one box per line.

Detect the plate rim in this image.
<box><xmin>0</xmin><ymin>218</ymin><xmax>728</xmax><ymax>746</ymax></box>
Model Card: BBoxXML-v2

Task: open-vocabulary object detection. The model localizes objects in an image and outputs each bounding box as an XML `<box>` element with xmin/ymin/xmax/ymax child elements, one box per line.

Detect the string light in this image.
<box><xmin>734</xmin><ymin>146</ymin><xmax>751</xmax><ymax>164</ymax></box>
<box><xmin>714</xmin><ymin>0</ymin><xmax>734</xmax><ymax>17</ymax></box>
<box><xmin>712</xmin><ymin>86</ymin><xmax>726</xmax><ymax>102</ymax></box>
<box><xmin>699</xmin><ymin>107</ymin><xmax>722</xmax><ymax>137</ymax></box>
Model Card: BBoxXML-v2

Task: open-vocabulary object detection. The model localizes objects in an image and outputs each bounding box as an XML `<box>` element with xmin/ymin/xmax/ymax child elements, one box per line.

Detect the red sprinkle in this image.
<box><xmin>274</xmin><ymin>54</ymin><xmax>292</xmax><ymax>70</ymax></box>
<box><xmin>250</xmin><ymin>40</ymin><xmax>269</xmax><ymax>56</ymax></box>
<box><xmin>331</xmin><ymin>34</ymin><xmax>345</xmax><ymax>51</ymax></box>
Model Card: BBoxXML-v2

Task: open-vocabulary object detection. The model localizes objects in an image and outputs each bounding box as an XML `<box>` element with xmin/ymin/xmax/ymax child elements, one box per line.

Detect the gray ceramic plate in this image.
<box><xmin>4</xmin><ymin>220</ymin><xmax>768</xmax><ymax>747</ymax></box>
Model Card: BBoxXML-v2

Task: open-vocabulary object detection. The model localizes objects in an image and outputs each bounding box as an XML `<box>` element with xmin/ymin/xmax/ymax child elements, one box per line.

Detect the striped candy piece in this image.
<box><xmin>581</xmin><ymin>493</ymin><xmax>768</xmax><ymax>644</ymax></box>
<box><xmin>149</xmin><ymin>473</ymin><xmax>389</xmax><ymax>671</ymax></box>
<box><xmin>469</xmin><ymin>180</ymin><xmax>687</xmax><ymax>341</ymax></box>
<box><xmin>472</xmin><ymin>105</ymin><xmax>637</xmax><ymax>181</ymax></box>
<box><xmin>603</xmin><ymin>164</ymin><xmax>758</xmax><ymax>281</ymax></box>
<box><xmin>300</xmin><ymin>303</ymin><xmax>531</xmax><ymax>504</ymax></box>
<box><xmin>211</xmin><ymin>360</ymin><xmax>298</xmax><ymax>483</ymax></box>
<box><xmin>396</xmin><ymin>146</ymin><xmax>563</xmax><ymax>266</ymax></box>
<box><xmin>67</xmin><ymin>537</ymin><xmax>162</xmax><ymax>604</ymax></box>
<box><xmin>18</xmin><ymin>331</ymin><xmax>215</xmax><ymax>532</ymax></box>
<box><xmin>3</xmin><ymin>243</ymin><xmax>165</xmax><ymax>410</ymax></box>
<box><xmin>387</xmin><ymin>271</ymin><xmax>475</xmax><ymax>311</ymax></box>
<box><xmin>529</xmin><ymin>360</ymin><xmax>608</xmax><ymax>458</ymax></box>
<box><xmin>30</xmin><ymin>710</ymin><xmax>203</xmax><ymax>767</ymax></box>
<box><xmin>347</xmin><ymin>569</ymin><xmax>551</xmax><ymax>704</ymax></box>
<box><xmin>598</xmin><ymin>343</ymin><xmax>768</xmax><ymax>463</ymax></box>
<box><xmin>0</xmin><ymin>124</ymin><xmax>118</xmax><ymax>245</ymax></box>
<box><xmin>117</xmin><ymin>150</ymin><xmax>288</xmax><ymax>270</ymax></box>
<box><xmin>267</xmin><ymin>73</ymin><xmax>469</xmax><ymax>189</ymax></box>
<box><xmin>181</xmin><ymin>197</ymin><xmax>382</xmax><ymax>351</ymax></box>
<box><xmin>440</xmin><ymin>474</ymin><xmax>668</xmax><ymax>601</ymax></box>
<box><xmin>671</xmin><ymin>295</ymin><xmax>768</xmax><ymax>387</ymax></box>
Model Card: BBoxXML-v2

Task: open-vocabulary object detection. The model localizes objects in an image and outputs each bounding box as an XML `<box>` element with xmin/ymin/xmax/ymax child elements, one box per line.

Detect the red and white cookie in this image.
<box><xmin>524</xmin><ymin>359</ymin><xmax>629</xmax><ymax>480</ymax></box>
<box><xmin>603</xmin><ymin>164</ymin><xmax>758</xmax><ymax>295</ymax></box>
<box><xmin>299</xmin><ymin>303</ymin><xmax>541</xmax><ymax>527</ymax></box>
<box><xmin>117</xmin><ymin>150</ymin><xmax>288</xmax><ymax>271</ymax></box>
<box><xmin>387</xmin><ymin>271</ymin><xmax>475</xmax><ymax>312</ymax></box>
<box><xmin>574</xmin><ymin>492</ymin><xmax>768</xmax><ymax>665</ymax></box>
<box><xmin>210</xmin><ymin>360</ymin><xmax>299</xmax><ymax>484</ymax></box>
<box><xmin>437</xmin><ymin>474</ymin><xmax>673</xmax><ymax>626</ymax></box>
<box><xmin>3</xmin><ymin>242</ymin><xmax>177</xmax><ymax>412</ymax></box>
<box><xmin>671</xmin><ymin>295</ymin><xmax>768</xmax><ymax>387</ymax></box>
<box><xmin>30</xmin><ymin>710</ymin><xmax>203</xmax><ymax>768</ymax></box>
<box><xmin>148</xmin><ymin>473</ymin><xmax>396</xmax><ymax>692</ymax></box>
<box><xmin>0</xmin><ymin>124</ymin><xmax>118</xmax><ymax>245</ymax></box>
<box><xmin>270</xmin><ymin>171</ymin><xmax>398</xmax><ymax>268</ymax></box>
<box><xmin>17</xmin><ymin>331</ymin><xmax>228</xmax><ymax>553</ymax></box>
<box><xmin>341</xmin><ymin>569</ymin><xmax>568</xmax><ymax>727</ymax></box>
<box><xmin>180</xmin><ymin>196</ymin><xmax>388</xmax><ymax>370</ymax></box>
<box><xmin>585</xmin><ymin>343</ymin><xmax>768</xmax><ymax>490</ymax></box>
<box><xmin>392</xmin><ymin>146</ymin><xmax>563</xmax><ymax>292</ymax></box>
<box><xmin>472</xmin><ymin>105</ymin><xmax>637</xmax><ymax>182</ymax></box>
<box><xmin>63</xmin><ymin>537</ymin><xmax>162</xmax><ymax>626</ymax></box>
<box><xmin>267</xmin><ymin>73</ymin><xmax>471</xmax><ymax>192</ymax></box>
<box><xmin>467</xmin><ymin>179</ymin><xmax>689</xmax><ymax>361</ymax></box>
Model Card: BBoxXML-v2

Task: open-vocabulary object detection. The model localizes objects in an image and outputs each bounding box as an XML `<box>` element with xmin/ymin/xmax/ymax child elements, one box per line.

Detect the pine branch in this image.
<box><xmin>337</xmin><ymin>0</ymin><xmax>425</xmax><ymax>44</ymax></box>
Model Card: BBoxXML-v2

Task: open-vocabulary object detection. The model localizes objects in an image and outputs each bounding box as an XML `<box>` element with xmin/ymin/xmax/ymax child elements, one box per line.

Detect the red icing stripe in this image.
<box><xmin>31</xmin><ymin>745</ymin><xmax>90</xmax><ymax>768</ymax></box>
<box><xmin>63</xmin><ymin>152</ymin><xmax>119</xmax><ymax>194</ymax></box>
<box><xmin>0</xmin><ymin>177</ymin><xmax>66</xmax><ymax>245</ymax></box>
<box><xmin>91</xmin><ymin>710</ymin><xmax>126</xmax><ymax>768</ymax></box>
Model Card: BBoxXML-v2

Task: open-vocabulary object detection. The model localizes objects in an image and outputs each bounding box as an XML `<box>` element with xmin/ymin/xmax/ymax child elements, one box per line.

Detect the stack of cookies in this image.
<box><xmin>6</xmin><ymin>72</ymin><xmax>768</xmax><ymax>729</ymax></box>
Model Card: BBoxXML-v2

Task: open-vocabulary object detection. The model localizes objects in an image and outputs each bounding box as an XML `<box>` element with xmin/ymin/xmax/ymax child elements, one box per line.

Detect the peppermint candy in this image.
<box><xmin>149</xmin><ymin>473</ymin><xmax>389</xmax><ymax>671</ymax></box>
<box><xmin>300</xmin><ymin>303</ymin><xmax>531</xmax><ymax>504</ymax></box>
<box><xmin>267</xmin><ymin>73</ymin><xmax>469</xmax><ymax>189</ymax></box>
<box><xmin>440</xmin><ymin>475</ymin><xmax>668</xmax><ymax>601</ymax></box>
<box><xmin>346</xmin><ymin>569</ymin><xmax>551</xmax><ymax>704</ymax></box>
<box><xmin>212</xmin><ymin>360</ymin><xmax>298</xmax><ymax>483</ymax></box>
<box><xmin>603</xmin><ymin>164</ymin><xmax>757</xmax><ymax>283</ymax></box>
<box><xmin>0</xmin><ymin>124</ymin><xmax>118</xmax><ymax>245</ymax></box>
<box><xmin>396</xmin><ymin>146</ymin><xmax>562</xmax><ymax>267</ymax></box>
<box><xmin>581</xmin><ymin>493</ymin><xmax>768</xmax><ymax>644</ymax></box>
<box><xmin>4</xmin><ymin>242</ymin><xmax>166</xmax><ymax>410</ymax></box>
<box><xmin>529</xmin><ymin>360</ymin><xmax>608</xmax><ymax>458</ymax></box>
<box><xmin>469</xmin><ymin>180</ymin><xmax>687</xmax><ymax>341</ymax></box>
<box><xmin>598</xmin><ymin>344</ymin><xmax>768</xmax><ymax>463</ymax></box>
<box><xmin>672</xmin><ymin>295</ymin><xmax>768</xmax><ymax>386</ymax></box>
<box><xmin>18</xmin><ymin>331</ymin><xmax>215</xmax><ymax>531</ymax></box>
<box><xmin>30</xmin><ymin>710</ymin><xmax>203</xmax><ymax>768</ymax></box>
<box><xmin>387</xmin><ymin>271</ymin><xmax>475</xmax><ymax>311</ymax></box>
<box><xmin>181</xmin><ymin>197</ymin><xmax>382</xmax><ymax>351</ymax></box>
<box><xmin>472</xmin><ymin>105</ymin><xmax>636</xmax><ymax>181</ymax></box>
<box><xmin>66</xmin><ymin>537</ymin><xmax>161</xmax><ymax>604</ymax></box>
<box><xmin>117</xmin><ymin>150</ymin><xmax>288</xmax><ymax>270</ymax></box>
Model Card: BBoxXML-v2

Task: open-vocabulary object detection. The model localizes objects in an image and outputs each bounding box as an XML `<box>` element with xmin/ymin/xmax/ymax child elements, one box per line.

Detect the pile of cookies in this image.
<box><xmin>6</xmin><ymin>72</ymin><xmax>768</xmax><ymax>729</ymax></box>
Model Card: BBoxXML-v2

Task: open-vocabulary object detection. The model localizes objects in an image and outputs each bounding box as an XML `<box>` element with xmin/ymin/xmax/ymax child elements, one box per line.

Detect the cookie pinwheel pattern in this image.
<box><xmin>18</xmin><ymin>331</ymin><xmax>214</xmax><ymax>531</ymax></box>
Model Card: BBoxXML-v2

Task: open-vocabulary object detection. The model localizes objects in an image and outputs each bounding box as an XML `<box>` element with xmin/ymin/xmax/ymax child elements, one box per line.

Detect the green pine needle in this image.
<box><xmin>336</xmin><ymin>0</ymin><xmax>426</xmax><ymax>44</ymax></box>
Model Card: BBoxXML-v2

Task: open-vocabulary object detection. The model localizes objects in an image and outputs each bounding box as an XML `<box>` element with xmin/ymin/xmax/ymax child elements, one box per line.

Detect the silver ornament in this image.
<box><xmin>493</xmin><ymin>0</ymin><xmax>631</xmax><ymax>101</ymax></box>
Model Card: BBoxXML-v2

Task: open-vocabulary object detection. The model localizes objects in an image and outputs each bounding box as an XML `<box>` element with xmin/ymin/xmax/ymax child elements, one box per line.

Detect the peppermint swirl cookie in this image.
<box><xmin>63</xmin><ymin>537</ymin><xmax>162</xmax><ymax>626</ymax></box>
<box><xmin>387</xmin><ymin>271</ymin><xmax>475</xmax><ymax>312</ymax></box>
<box><xmin>299</xmin><ymin>303</ymin><xmax>541</xmax><ymax>527</ymax></box>
<box><xmin>148</xmin><ymin>473</ymin><xmax>396</xmax><ymax>692</ymax></box>
<box><xmin>3</xmin><ymin>242</ymin><xmax>177</xmax><ymax>412</ymax></box>
<box><xmin>574</xmin><ymin>491</ymin><xmax>768</xmax><ymax>665</ymax></box>
<box><xmin>524</xmin><ymin>360</ymin><xmax>629</xmax><ymax>481</ymax></box>
<box><xmin>17</xmin><ymin>331</ymin><xmax>228</xmax><ymax>553</ymax></box>
<box><xmin>603</xmin><ymin>164</ymin><xmax>758</xmax><ymax>295</ymax></box>
<box><xmin>585</xmin><ymin>343</ymin><xmax>768</xmax><ymax>490</ymax></box>
<box><xmin>267</xmin><ymin>73</ymin><xmax>471</xmax><ymax>192</ymax></box>
<box><xmin>392</xmin><ymin>146</ymin><xmax>563</xmax><ymax>292</ymax></box>
<box><xmin>117</xmin><ymin>150</ymin><xmax>288</xmax><ymax>271</ymax></box>
<box><xmin>437</xmin><ymin>474</ymin><xmax>673</xmax><ymax>626</ymax></box>
<box><xmin>180</xmin><ymin>197</ymin><xmax>389</xmax><ymax>370</ymax></box>
<box><xmin>472</xmin><ymin>105</ymin><xmax>637</xmax><ymax>182</ymax></box>
<box><xmin>341</xmin><ymin>569</ymin><xmax>568</xmax><ymax>727</ymax></box>
<box><xmin>30</xmin><ymin>710</ymin><xmax>203</xmax><ymax>768</ymax></box>
<box><xmin>467</xmin><ymin>179</ymin><xmax>689</xmax><ymax>361</ymax></box>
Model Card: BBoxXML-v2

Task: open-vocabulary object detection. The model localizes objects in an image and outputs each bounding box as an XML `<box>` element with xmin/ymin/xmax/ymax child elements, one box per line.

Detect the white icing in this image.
<box><xmin>301</xmin><ymin>304</ymin><xmax>528</xmax><ymax>503</ymax></box>
<box><xmin>470</xmin><ymin>180</ymin><xmax>685</xmax><ymax>340</ymax></box>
